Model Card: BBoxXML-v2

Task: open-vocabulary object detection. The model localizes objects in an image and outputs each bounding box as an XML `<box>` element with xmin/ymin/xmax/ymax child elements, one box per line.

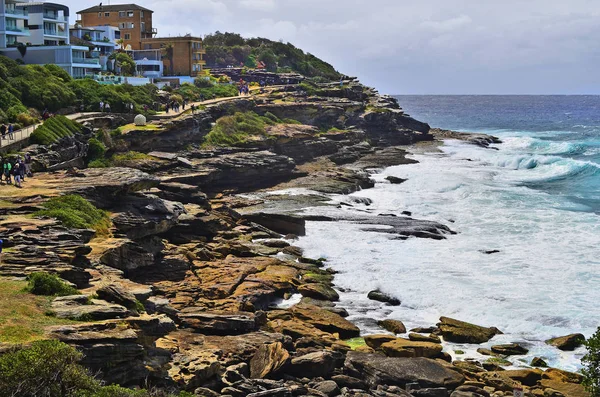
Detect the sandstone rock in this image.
<box><xmin>386</xmin><ymin>176</ymin><xmax>407</xmax><ymax>184</ymax></box>
<box><xmin>412</xmin><ymin>388</ymin><xmax>449</xmax><ymax>397</ymax></box>
<box><xmin>298</xmin><ymin>283</ymin><xmax>339</xmax><ymax>301</ymax></box>
<box><xmin>438</xmin><ymin>317</ymin><xmax>502</xmax><ymax>344</ymax></box>
<box><xmin>289</xmin><ymin>350</ymin><xmax>344</xmax><ymax>378</ymax></box>
<box><xmin>290</xmin><ymin>304</ymin><xmax>360</xmax><ymax>339</ymax></box>
<box><xmin>409</xmin><ymin>333</ymin><xmax>441</xmax><ymax>343</ymax></box>
<box><xmin>364</xmin><ymin>334</ymin><xmax>398</xmax><ymax>350</ymax></box>
<box><xmin>367</xmin><ymin>290</ymin><xmax>401</xmax><ymax>306</ymax></box>
<box><xmin>378</xmin><ymin>319</ymin><xmax>407</xmax><ymax>334</ymax></box>
<box><xmin>96</xmin><ymin>284</ymin><xmax>140</xmax><ymax>311</ymax></box>
<box><xmin>51</xmin><ymin>295</ymin><xmax>129</xmax><ymax>320</ymax></box>
<box><xmin>250</xmin><ymin>342</ymin><xmax>290</xmax><ymax>379</ymax></box>
<box><xmin>331</xmin><ymin>375</ymin><xmax>366</xmax><ymax>390</ymax></box>
<box><xmin>545</xmin><ymin>334</ymin><xmax>585</xmax><ymax>351</ymax></box>
<box><xmin>344</xmin><ymin>351</ymin><xmax>464</xmax><ymax>389</ymax></box>
<box><xmin>451</xmin><ymin>385</ymin><xmax>490</xmax><ymax>397</ymax></box>
<box><xmin>490</xmin><ymin>343</ymin><xmax>528</xmax><ymax>356</ymax></box>
<box><xmin>499</xmin><ymin>369</ymin><xmax>543</xmax><ymax>386</ymax></box>
<box><xmin>380</xmin><ymin>338</ymin><xmax>444</xmax><ymax>358</ymax></box>
<box><xmin>531</xmin><ymin>357</ymin><xmax>548</xmax><ymax>367</ymax></box>
<box><xmin>98</xmin><ymin>239</ymin><xmax>155</xmax><ymax>272</ymax></box>
<box><xmin>178</xmin><ymin>311</ymin><xmax>258</xmax><ymax>335</ymax></box>
<box><xmin>476</xmin><ymin>348</ymin><xmax>496</xmax><ymax>356</ymax></box>
<box><xmin>412</xmin><ymin>327</ymin><xmax>439</xmax><ymax>334</ymax></box>
<box><xmin>312</xmin><ymin>380</ymin><xmax>340</xmax><ymax>396</ymax></box>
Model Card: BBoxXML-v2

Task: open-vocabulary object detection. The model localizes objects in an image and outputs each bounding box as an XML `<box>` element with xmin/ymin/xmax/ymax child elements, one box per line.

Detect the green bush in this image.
<box><xmin>86</xmin><ymin>138</ymin><xmax>106</xmax><ymax>163</ymax></box>
<box><xmin>583</xmin><ymin>329</ymin><xmax>600</xmax><ymax>397</ymax></box>
<box><xmin>0</xmin><ymin>340</ymin><xmax>98</xmax><ymax>396</ymax></box>
<box><xmin>204</xmin><ymin>111</ymin><xmax>269</xmax><ymax>146</ymax></box>
<box><xmin>36</xmin><ymin>195</ymin><xmax>111</xmax><ymax>234</ymax></box>
<box><xmin>25</xmin><ymin>272</ymin><xmax>79</xmax><ymax>297</ymax></box>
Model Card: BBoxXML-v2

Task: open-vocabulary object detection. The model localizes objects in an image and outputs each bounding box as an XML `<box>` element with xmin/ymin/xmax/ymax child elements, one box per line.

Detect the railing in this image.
<box><xmin>5</xmin><ymin>26</ymin><xmax>29</xmax><ymax>34</ymax></box>
<box><xmin>72</xmin><ymin>57</ymin><xmax>100</xmax><ymax>65</ymax></box>
<box><xmin>44</xmin><ymin>30</ymin><xmax>67</xmax><ymax>37</ymax></box>
<box><xmin>43</xmin><ymin>12</ymin><xmax>58</xmax><ymax>20</ymax></box>
<box><xmin>6</xmin><ymin>8</ymin><xmax>28</xmax><ymax>16</ymax></box>
<box><xmin>0</xmin><ymin>124</ymin><xmax>38</xmax><ymax>150</ymax></box>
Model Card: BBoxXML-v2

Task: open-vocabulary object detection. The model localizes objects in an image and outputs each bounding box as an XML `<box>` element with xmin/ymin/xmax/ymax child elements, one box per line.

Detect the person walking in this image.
<box><xmin>13</xmin><ymin>163</ymin><xmax>21</xmax><ymax>188</ymax></box>
<box><xmin>8</xmin><ymin>124</ymin><xmax>14</xmax><ymax>140</ymax></box>
<box><xmin>3</xmin><ymin>159</ymin><xmax>11</xmax><ymax>184</ymax></box>
<box><xmin>24</xmin><ymin>152</ymin><xmax>32</xmax><ymax>178</ymax></box>
<box><xmin>18</xmin><ymin>157</ymin><xmax>25</xmax><ymax>182</ymax></box>
<box><xmin>0</xmin><ymin>124</ymin><xmax>6</xmax><ymax>140</ymax></box>
<box><xmin>191</xmin><ymin>104</ymin><xmax>196</xmax><ymax>114</ymax></box>
<box><xmin>105</xmin><ymin>103</ymin><xmax>111</xmax><ymax>113</ymax></box>
<box><xmin>99</xmin><ymin>101</ymin><xmax>104</xmax><ymax>112</ymax></box>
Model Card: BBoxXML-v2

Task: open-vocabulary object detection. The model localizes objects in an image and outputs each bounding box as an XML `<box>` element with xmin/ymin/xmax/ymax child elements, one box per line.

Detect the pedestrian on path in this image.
<box><xmin>191</xmin><ymin>104</ymin><xmax>196</xmax><ymax>114</ymax></box>
<box><xmin>105</xmin><ymin>103</ymin><xmax>111</xmax><ymax>113</ymax></box>
<box><xmin>13</xmin><ymin>163</ymin><xmax>21</xmax><ymax>188</ymax></box>
<box><xmin>8</xmin><ymin>124</ymin><xmax>14</xmax><ymax>140</ymax></box>
<box><xmin>99</xmin><ymin>101</ymin><xmax>104</xmax><ymax>112</ymax></box>
<box><xmin>18</xmin><ymin>157</ymin><xmax>25</xmax><ymax>182</ymax></box>
<box><xmin>3</xmin><ymin>159</ymin><xmax>11</xmax><ymax>184</ymax></box>
<box><xmin>0</xmin><ymin>124</ymin><xmax>6</xmax><ymax>140</ymax></box>
<box><xmin>24</xmin><ymin>152</ymin><xmax>32</xmax><ymax>178</ymax></box>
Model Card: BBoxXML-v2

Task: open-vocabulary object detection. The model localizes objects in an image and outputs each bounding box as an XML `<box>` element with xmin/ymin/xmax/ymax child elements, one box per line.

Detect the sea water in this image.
<box><xmin>295</xmin><ymin>96</ymin><xmax>600</xmax><ymax>371</ymax></box>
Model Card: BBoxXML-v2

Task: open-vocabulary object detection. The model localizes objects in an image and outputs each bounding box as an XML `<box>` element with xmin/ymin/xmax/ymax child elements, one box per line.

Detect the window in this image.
<box><xmin>140</xmin><ymin>11</ymin><xmax>144</xmax><ymax>17</ymax></box>
<box><xmin>104</xmin><ymin>12</ymin><xmax>110</xmax><ymax>17</ymax></box>
<box><xmin>98</xmin><ymin>12</ymin><xmax>102</xmax><ymax>18</ymax></box>
<box><xmin>127</xmin><ymin>11</ymin><xmax>134</xmax><ymax>17</ymax></box>
<box><xmin>124</xmin><ymin>33</ymin><xmax>131</xmax><ymax>40</ymax></box>
<box><xmin>119</xmin><ymin>11</ymin><xmax>126</xmax><ymax>18</ymax></box>
<box><xmin>141</xmin><ymin>22</ymin><xmax>145</xmax><ymax>32</ymax></box>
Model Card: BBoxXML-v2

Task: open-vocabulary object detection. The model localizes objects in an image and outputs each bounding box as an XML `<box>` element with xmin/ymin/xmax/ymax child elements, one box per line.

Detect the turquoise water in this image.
<box><xmin>294</xmin><ymin>96</ymin><xmax>600</xmax><ymax>371</ymax></box>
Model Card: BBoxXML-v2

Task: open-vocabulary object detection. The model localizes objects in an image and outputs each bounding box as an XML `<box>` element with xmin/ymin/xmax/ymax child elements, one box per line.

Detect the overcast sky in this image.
<box><xmin>67</xmin><ymin>0</ymin><xmax>600</xmax><ymax>94</ymax></box>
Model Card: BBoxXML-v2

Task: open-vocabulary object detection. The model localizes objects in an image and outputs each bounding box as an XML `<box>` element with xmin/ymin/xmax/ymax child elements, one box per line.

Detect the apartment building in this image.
<box><xmin>141</xmin><ymin>35</ymin><xmax>206</xmax><ymax>77</ymax></box>
<box><xmin>0</xmin><ymin>0</ymin><xmax>30</xmax><ymax>47</ymax></box>
<box><xmin>0</xmin><ymin>1</ymin><xmax>100</xmax><ymax>78</ymax></box>
<box><xmin>77</xmin><ymin>4</ymin><xmax>155</xmax><ymax>50</ymax></box>
<box><xmin>70</xmin><ymin>25</ymin><xmax>120</xmax><ymax>71</ymax></box>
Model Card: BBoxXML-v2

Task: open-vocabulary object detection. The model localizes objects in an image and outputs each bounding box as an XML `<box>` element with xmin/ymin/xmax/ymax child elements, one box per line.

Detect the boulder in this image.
<box><xmin>96</xmin><ymin>284</ymin><xmax>140</xmax><ymax>311</ymax></box>
<box><xmin>367</xmin><ymin>290</ymin><xmax>401</xmax><ymax>306</ymax></box>
<box><xmin>500</xmin><ymin>369</ymin><xmax>543</xmax><ymax>386</ymax></box>
<box><xmin>344</xmin><ymin>351</ymin><xmax>465</xmax><ymax>389</ymax></box>
<box><xmin>250</xmin><ymin>342</ymin><xmax>290</xmax><ymax>379</ymax></box>
<box><xmin>289</xmin><ymin>350</ymin><xmax>344</xmax><ymax>378</ymax></box>
<box><xmin>98</xmin><ymin>239</ymin><xmax>155</xmax><ymax>272</ymax></box>
<box><xmin>313</xmin><ymin>380</ymin><xmax>340</xmax><ymax>397</ymax></box>
<box><xmin>378</xmin><ymin>319</ymin><xmax>407</xmax><ymax>334</ymax></box>
<box><xmin>451</xmin><ymin>385</ymin><xmax>490</xmax><ymax>397</ymax></box>
<box><xmin>364</xmin><ymin>334</ymin><xmax>398</xmax><ymax>350</ymax></box>
<box><xmin>490</xmin><ymin>343</ymin><xmax>529</xmax><ymax>356</ymax></box>
<box><xmin>380</xmin><ymin>338</ymin><xmax>444</xmax><ymax>358</ymax></box>
<box><xmin>51</xmin><ymin>295</ymin><xmax>129</xmax><ymax>320</ymax></box>
<box><xmin>531</xmin><ymin>357</ymin><xmax>548</xmax><ymax>367</ymax></box>
<box><xmin>298</xmin><ymin>283</ymin><xmax>339</xmax><ymax>301</ymax></box>
<box><xmin>438</xmin><ymin>317</ymin><xmax>502</xmax><ymax>344</ymax></box>
<box><xmin>290</xmin><ymin>304</ymin><xmax>360</xmax><ymax>339</ymax></box>
<box><xmin>242</xmin><ymin>213</ymin><xmax>305</xmax><ymax>236</ymax></box>
<box><xmin>386</xmin><ymin>176</ymin><xmax>407</xmax><ymax>184</ymax></box>
<box><xmin>545</xmin><ymin>334</ymin><xmax>586</xmax><ymax>351</ymax></box>
<box><xmin>178</xmin><ymin>311</ymin><xmax>258</xmax><ymax>335</ymax></box>
<box><xmin>409</xmin><ymin>333</ymin><xmax>441</xmax><ymax>344</ymax></box>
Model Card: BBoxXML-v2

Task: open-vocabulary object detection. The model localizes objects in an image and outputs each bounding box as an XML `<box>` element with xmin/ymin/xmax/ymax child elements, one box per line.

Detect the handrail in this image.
<box><xmin>0</xmin><ymin>123</ymin><xmax>39</xmax><ymax>149</ymax></box>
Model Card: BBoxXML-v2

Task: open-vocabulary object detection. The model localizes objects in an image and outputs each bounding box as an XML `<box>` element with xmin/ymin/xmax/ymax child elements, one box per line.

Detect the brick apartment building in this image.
<box><xmin>77</xmin><ymin>4</ymin><xmax>155</xmax><ymax>50</ymax></box>
<box><xmin>141</xmin><ymin>35</ymin><xmax>206</xmax><ymax>76</ymax></box>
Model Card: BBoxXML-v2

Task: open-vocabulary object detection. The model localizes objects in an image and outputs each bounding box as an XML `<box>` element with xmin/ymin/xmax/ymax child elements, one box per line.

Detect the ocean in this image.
<box><xmin>295</xmin><ymin>95</ymin><xmax>600</xmax><ymax>371</ymax></box>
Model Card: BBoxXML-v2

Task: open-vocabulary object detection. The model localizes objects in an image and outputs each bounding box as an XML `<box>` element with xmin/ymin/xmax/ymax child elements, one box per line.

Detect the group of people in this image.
<box><xmin>238</xmin><ymin>79</ymin><xmax>250</xmax><ymax>96</ymax></box>
<box><xmin>0</xmin><ymin>124</ymin><xmax>15</xmax><ymax>141</ymax></box>
<box><xmin>2</xmin><ymin>153</ymin><xmax>32</xmax><ymax>188</ymax></box>
<box><xmin>165</xmin><ymin>100</ymin><xmax>187</xmax><ymax>114</ymax></box>
<box><xmin>98</xmin><ymin>101</ymin><xmax>112</xmax><ymax>113</ymax></box>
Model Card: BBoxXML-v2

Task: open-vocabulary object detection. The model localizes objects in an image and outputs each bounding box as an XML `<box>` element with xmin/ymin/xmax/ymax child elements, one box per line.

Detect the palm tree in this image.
<box><xmin>116</xmin><ymin>38</ymin><xmax>125</xmax><ymax>50</ymax></box>
<box><xmin>17</xmin><ymin>42</ymin><xmax>27</xmax><ymax>58</ymax></box>
<box><xmin>162</xmin><ymin>42</ymin><xmax>175</xmax><ymax>76</ymax></box>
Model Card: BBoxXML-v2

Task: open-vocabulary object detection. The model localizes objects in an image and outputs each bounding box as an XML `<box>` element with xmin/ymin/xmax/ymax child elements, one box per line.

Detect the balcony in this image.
<box><xmin>43</xmin><ymin>13</ymin><xmax>66</xmax><ymax>23</ymax></box>
<box><xmin>72</xmin><ymin>57</ymin><xmax>101</xmax><ymax>66</ymax></box>
<box><xmin>5</xmin><ymin>26</ymin><xmax>30</xmax><ymax>35</ymax></box>
<box><xmin>44</xmin><ymin>29</ymin><xmax>67</xmax><ymax>37</ymax></box>
<box><xmin>6</xmin><ymin>8</ymin><xmax>28</xmax><ymax>17</ymax></box>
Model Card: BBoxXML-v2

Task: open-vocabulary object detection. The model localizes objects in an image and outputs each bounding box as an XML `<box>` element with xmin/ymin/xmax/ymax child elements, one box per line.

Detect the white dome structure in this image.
<box><xmin>134</xmin><ymin>114</ymin><xmax>147</xmax><ymax>126</ymax></box>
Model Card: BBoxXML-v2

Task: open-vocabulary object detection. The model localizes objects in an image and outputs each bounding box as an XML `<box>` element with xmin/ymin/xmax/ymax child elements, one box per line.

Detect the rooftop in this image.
<box><xmin>142</xmin><ymin>35</ymin><xmax>203</xmax><ymax>42</ymax></box>
<box><xmin>78</xmin><ymin>4</ymin><xmax>153</xmax><ymax>14</ymax></box>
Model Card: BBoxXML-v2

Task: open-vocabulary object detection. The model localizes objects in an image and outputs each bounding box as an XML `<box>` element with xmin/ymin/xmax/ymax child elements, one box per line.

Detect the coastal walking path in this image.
<box><xmin>0</xmin><ymin>91</ymin><xmax>259</xmax><ymax>153</ymax></box>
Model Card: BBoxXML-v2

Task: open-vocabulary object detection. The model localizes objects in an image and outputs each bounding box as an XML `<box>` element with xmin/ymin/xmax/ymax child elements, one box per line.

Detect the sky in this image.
<box><xmin>66</xmin><ymin>0</ymin><xmax>600</xmax><ymax>94</ymax></box>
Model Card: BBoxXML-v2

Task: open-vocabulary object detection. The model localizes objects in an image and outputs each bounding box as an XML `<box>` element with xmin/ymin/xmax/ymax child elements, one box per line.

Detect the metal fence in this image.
<box><xmin>0</xmin><ymin>124</ymin><xmax>38</xmax><ymax>149</ymax></box>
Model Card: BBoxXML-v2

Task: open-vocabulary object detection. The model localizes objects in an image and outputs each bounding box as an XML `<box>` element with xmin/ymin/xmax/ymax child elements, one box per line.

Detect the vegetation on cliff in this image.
<box><xmin>0</xmin><ymin>340</ymin><xmax>194</xmax><ymax>396</ymax></box>
<box><xmin>583</xmin><ymin>328</ymin><xmax>600</xmax><ymax>396</ymax></box>
<box><xmin>203</xmin><ymin>31</ymin><xmax>340</xmax><ymax>80</ymax></box>
<box><xmin>25</xmin><ymin>272</ymin><xmax>79</xmax><ymax>297</ymax></box>
<box><xmin>0</xmin><ymin>279</ymin><xmax>79</xmax><ymax>343</ymax></box>
<box><xmin>36</xmin><ymin>195</ymin><xmax>111</xmax><ymax>235</ymax></box>
<box><xmin>29</xmin><ymin>116</ymin><xmax>83</xmax><ymax>145</ymax></box>
<box><xmin>203</xmin><ymin>111</ymin><xmax>300</xmax><ymax>147</ymax></box>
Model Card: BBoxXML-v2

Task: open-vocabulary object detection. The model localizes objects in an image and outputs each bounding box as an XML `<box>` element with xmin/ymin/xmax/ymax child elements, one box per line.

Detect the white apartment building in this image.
<box><xmin>0</xmin><ymin>1</ymin><xmax>100</xmax><ymax>77</ymax></box>
<box><xmin>70</xmin><ymin>24</ymin><xmax>120</xmax><ymax>71</ymax></box>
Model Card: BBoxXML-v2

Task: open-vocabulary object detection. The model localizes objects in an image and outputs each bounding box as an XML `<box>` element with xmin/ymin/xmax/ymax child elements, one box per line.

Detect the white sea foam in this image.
<box><xmin>296</xmin><ymin>140</ymin><xmax>600</xmax><ymax>372</ymax></box>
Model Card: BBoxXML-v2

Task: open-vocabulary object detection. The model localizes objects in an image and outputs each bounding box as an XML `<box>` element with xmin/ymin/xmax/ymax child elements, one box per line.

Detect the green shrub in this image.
<box><xmin>204</xmin><ymin>111</ymin><xmax>269</xmax><ymax>147</ymax></box>
<box><xmin>88</xmin><ymin>158</ymin><xmax>111</xmax><ymax>168</ymax></box>
<box><xmin>86</xmin><ymin>138</ymin><xmax>106</xmax><ymax>163</ymax></box>
<box><xmin>25</xmin><ymin>272</ymin><xmax>79</xmax><ymax>297</ymax></box>
<box><xmin>583</xmin><ymin>328</ymin><xmax>600</xmax><ymax>397</ymax></box>
<box><xmin>0</xmin><ymin>340</ymin><xmax>98</xmax><ymax>396</ymax></box>
<box><xmin>36</xmin><ymin>195</ymin><xmax>111</xmax><ymax>234</ymax></box>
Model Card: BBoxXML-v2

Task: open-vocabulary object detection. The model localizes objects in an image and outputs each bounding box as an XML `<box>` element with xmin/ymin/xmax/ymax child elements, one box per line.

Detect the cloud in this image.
<box><xmin>65</xmin><ymin>0</ymin><xmax>600</xmax><ymax>94</ymax></box>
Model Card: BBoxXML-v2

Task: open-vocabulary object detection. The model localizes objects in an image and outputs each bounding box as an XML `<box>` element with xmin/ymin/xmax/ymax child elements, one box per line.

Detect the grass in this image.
<box><xmin>88</xmin><ymin>151</ymin><xmax>159</xmax><ymax>169</ymax></box>
<box><xmin>36</xmin><ymin>195</ymin><xmax>111</xmax><ymax>235</ymax></box>
<box><xmin>366</xmin><ymin>106</ymin><xmax>392</xmax><ymax>114</ymax></box>
<box><xmin>25</xmin><ymin>272</ymin><xmax>79</xmax><ymax>297</ymax></box>
<box><xmin>344</xmin><ymin>337</ymin><xmax>367</xmax><ymax>350</ymax></box>
<box><xmin>0</xmin><ymin>278</ymin><xmax>80</xmax><ymax>343</ymax></box>
<box><xmin>29</xmin><ymin>116</ymin><xmax>83</xmax><ymax>146</ymax></box>
<box><xmin>117</xmin><ymin>123</ymin><xmax>162</xmax><ymax>135</ymax></box>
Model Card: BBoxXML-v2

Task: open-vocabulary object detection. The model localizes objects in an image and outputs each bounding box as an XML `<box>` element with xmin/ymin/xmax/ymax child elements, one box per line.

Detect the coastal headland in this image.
<box><xmin>0</xmin><ymin>74</ymin><xmax>590</xmax><ymax>397</ymax></box>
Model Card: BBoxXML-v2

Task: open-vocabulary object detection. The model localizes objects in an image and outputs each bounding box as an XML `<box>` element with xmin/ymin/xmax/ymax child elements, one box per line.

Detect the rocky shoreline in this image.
<box><xmin>0</xmin><ymin>79</ymin><xmax>589</xmax><ymax>397</ymax></box>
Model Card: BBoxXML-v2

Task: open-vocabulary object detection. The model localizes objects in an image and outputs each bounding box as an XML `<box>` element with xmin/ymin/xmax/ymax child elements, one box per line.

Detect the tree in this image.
<box><xmin>162</xmin><ymin>42</ymin><xmax>175</xmax><ymax>76</ymax></box>
<box><xmin>583</xmin><ymin>328</ymin><xmax>600</xmax><ymax>397</ymax></box>
<box><xmin>115</xmin><ymin>38</ymin><xmax>125</xmax><ymax>50</ymax></box>
<box><xmin>114</xmin><ymin>52</ymin><xmax>136</xmax><ymax>76</ymax></box>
